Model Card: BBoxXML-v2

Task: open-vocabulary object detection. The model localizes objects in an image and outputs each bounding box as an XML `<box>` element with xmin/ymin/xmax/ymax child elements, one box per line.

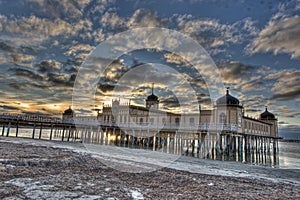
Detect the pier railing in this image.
<box><xmin>0</xmin><ymin>113</ymin><xmax>61</xmax><ymax>123</ymax></box>
<box><xmin>73</xmin><ymin>120</ymin><xmax>238</xmax><ymax>132</ymax></box>
<box><xmin>0</xmin><ymin>113</ymin><xmax>238</xmax><ymax>132</ymax></box>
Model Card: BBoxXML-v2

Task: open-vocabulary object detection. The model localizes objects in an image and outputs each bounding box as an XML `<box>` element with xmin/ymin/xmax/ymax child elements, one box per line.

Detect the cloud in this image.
<box><xmin>47</xmin><ymin>72</ymin><xmax>75</xmax><ymax>87</ymax></box>
<box><xmin>218</xmin><ymin>61</ymin><xmax>269</xmax><ymax>92</ymax></box>
<box><xmin>9</xmin><ymin>68</ymin><xmax>44</xmax><ymax>82</ymax></box>
<box><xmin>128</xmin><ymin>9</ymin><xmax>167</xmax><ymax>28</ymax></box>
<box><xmin>0</xmin><ymin>41</ymin><xmax>16</xmax><ymax>52</ymax></box>
<box><xmin>247</xmin><ymin>15</ymin><xmax>300</xmax><ymax>58</ymax></box>
<box><xmin>9</xmin><ymin>53</ymin><xmax>35</xmax><ymax>67</ymax></box>
<box><xmin>1</xmin><ymin>15</ymin><xmax>92</xmax><ymax>47</ymax></box>
<box><xmin>164</xmin><ymin>53</ymin><xmax>191</xmax><ymax>66</ymax></box>
<box><xmin>265</xmin><ymin>70</ymin><xmax>300</xmax><ymax>101</ymax></box>
<box><xmin>176</xmin><ymin>15</ymin><xmax>258</xmax><ymax>48</ymax></box>
<box><xmin>65</xmin><ymin>44</ymin><xmax>94</xmax><ymax>57</ymax></box>
<box><xmin>0</xmin><ymin>105</ymin><xmax>20</xmax><ymax>111</ymax></box>
<box><xmin>28</xmin><ymin>0</ymin><xmax>91</xmax><ymax>20</ymax></box>
<box><xmin>36</xmin><ymin>60</ymin><xmax>62</xmax><ymax>73</ymax></box>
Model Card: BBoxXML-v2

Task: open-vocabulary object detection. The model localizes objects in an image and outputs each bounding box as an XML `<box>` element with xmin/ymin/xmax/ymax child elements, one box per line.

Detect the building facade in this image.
<box><xmin>96</xmin><ymin>88</ymin><xmax>278</xmax><ymax>138</ymax></box>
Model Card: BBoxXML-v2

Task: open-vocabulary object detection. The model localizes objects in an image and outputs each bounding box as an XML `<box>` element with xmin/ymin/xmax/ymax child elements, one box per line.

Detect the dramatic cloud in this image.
<box><xmin>36</xmin><ymin>60</ymin><xmax>62</xmax><ymax>73</ymax></box>
<box><xmin>28</xmin><ymin>0</ymin><xmax>91</xmax><ymax>20</ymax></box>
<box><xmin>9</xmin><ymin>68</ymin><xmax>44</xmax><ymax>82</ymax></box>
<box><xmin>218</xmin><ymin>61</ymin><xmax>269</xmax><ymax>92</ymax></box>
<box><xmin>266</xmin><ymin>70</ymin><xmax>300</xmax><ymax>101</ymax></box>
<box><xmin>247</xmin><ymin>15</ymin><xmax>300</xmax><ymax>58</ymax></box>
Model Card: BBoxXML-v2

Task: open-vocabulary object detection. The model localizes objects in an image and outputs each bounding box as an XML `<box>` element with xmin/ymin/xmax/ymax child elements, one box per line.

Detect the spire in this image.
<box><xmin>226</xmin><ymin>87</ymin><xmax>230</xmax><ymax>95</ymax></box>
<box><xmin>265</xmin><ymin>106</ymin><xmax>268</xmax><ymax>111</ymax></box>
<box><xmin>152</xmin><ymin>82</ymin><xmax>154</xmax><ymax>95</ymax></box>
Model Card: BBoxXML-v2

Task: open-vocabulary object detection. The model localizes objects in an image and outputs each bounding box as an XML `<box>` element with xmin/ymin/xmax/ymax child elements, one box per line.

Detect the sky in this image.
<box><xmin>0</xmin><ymin>0</ymin><xmax>299</xmax><ymax>139</ymax></box>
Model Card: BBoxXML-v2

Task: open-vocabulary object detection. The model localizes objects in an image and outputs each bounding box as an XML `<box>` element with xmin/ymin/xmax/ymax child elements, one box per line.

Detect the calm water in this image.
<box><xmin>2</xmin><ymin>127</ymin><xmax>299</xmax><ymax>169</ymax></box>
<box><xmin>278</xmin><ymin>141</ymin><xmax>300</xmax><ymax>169</ymax></box>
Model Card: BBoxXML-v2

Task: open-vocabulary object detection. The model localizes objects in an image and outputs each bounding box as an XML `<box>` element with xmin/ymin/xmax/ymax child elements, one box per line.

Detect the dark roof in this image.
<box><xmin>216</xmin><ymin>89</ymin><xmax>240</xmax><ymax>105</ymax></box>
<box><xmin>147</xmin><ymin>83</ymin><xmax>159</xmax><ymax>101</ymax></box>
<box><xmin>147</xmin><ymin>94</ymin><xmax>158</xmax><ymax>101</ymax></box>
<box><xmin>63</xmin><ymin>107</ymin><xmax>73</xmax><ymax>115</ymax></box>
<box><xmin>260</xmin><ymin>107</ymin><xmax>275</xmax><ymax>120</ymax></box>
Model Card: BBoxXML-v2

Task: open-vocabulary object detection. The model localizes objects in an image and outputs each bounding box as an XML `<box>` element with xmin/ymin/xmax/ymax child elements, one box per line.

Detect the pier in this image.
<box><xmin>0</xmin><ymin>112</ymin><xmax>280</xmax><ymax>167</ymax></box>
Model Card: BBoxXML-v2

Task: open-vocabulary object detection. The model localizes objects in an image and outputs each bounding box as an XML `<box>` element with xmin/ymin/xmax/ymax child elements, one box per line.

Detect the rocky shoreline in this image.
<box><xmin>0</xmin><ymin>137</ymin><xmax>299</xmax><ymax>199</ymax></box>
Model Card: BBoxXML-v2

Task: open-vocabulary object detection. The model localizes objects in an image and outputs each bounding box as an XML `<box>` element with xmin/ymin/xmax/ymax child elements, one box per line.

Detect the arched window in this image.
<box><xmin>219</xmin><ymin>113</ymin><xmax>226</xmax><ymax>124</ymax></box>
<box><xmin>140</xmin><ymin>118</ymin><xmax>143</xmax><ymax>125</ymax></box>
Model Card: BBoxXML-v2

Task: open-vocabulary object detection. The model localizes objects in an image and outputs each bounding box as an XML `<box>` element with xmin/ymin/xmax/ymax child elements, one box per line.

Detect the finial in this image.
<box><xmin>226</xmin><ymin>87</ymin><xmax>230</xmax><ymax>95</ymax></box>
<box><xmin>69</xmin><ymin>105</ymin><xmax>71</xmax><ymax>109</ymax></box>
<box><xmin>152</xmin><ymin>82</ymin><xmax>154</xmax><ymax>95</ymax></box>
<box><xmin>265</xmin><ymin>106</ymin><xmax>268</xmax><ymax>111</ymax></box>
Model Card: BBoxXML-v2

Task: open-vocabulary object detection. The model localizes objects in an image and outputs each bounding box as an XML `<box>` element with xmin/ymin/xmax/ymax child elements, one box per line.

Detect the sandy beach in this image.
<box><xmin>0</xmin><ymin>137</ymin><xmax>299</xmax><ymax>199</ymax></box>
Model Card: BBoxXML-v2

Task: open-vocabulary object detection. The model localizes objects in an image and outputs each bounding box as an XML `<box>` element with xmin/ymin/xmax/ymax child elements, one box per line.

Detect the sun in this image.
<box><xmin>19</xmin><ymin>102</ymin><xmax>30</xmax><ymax>108</ymax></box>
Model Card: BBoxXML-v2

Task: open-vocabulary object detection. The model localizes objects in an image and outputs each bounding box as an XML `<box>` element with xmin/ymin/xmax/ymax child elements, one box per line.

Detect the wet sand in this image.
<box><xmin>0</xmin><ymin>137</ymin><xmax>299</xmax><ymax>199</ymax></box>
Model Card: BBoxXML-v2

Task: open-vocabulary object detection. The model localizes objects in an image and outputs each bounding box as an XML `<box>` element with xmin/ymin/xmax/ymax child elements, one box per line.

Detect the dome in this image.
<box><xmin>63</xmin><ymin>106</ymin><xmax>73</xmax><ymax>115</ymax></box>
<box><xmin>260</xmin><ymin>107</ymin><xmax>275</xmax><ymax>120</ymax></box>
<box><xmin>147</xmin><ymin>83</ymin><xmax>158</xmax><ymax>101</ymax></box>
<box><xmin>147</xmin><ymin>94</ymin><xmax>158</xmax><ymax>101</ymax></box>
<box><xmin>216</xmin><ymin>89</ymin><xmax>240</xmax><ymax>105</ymax></box>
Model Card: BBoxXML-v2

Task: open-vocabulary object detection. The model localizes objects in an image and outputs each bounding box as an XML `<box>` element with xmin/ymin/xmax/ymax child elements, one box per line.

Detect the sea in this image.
<box><xmin>1</xmin><ymin>127</ymin><xmax>300</xmax><ymax>169</ymax></box>
<box><xmin>278</xmin><ymin>141</ymin><xmax>300</xmax><ymax>169</ymax></box>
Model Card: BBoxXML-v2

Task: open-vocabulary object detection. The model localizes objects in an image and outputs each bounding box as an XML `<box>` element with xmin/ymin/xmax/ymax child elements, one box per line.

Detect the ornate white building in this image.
<box><xmin>94</xmin><ymin>87</ymin><xmax>278</xmax><ymax>137</ymax></box>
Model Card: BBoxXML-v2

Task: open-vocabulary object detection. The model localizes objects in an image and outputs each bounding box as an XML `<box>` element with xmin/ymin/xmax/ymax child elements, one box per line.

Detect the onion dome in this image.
<box><xmin>260</xmin><ymin>107</ymin><xmax>275</xmax><ymax>120</ymax></box>
<box><xmin>147</xmin><ymin>83</ymin><xmax>158</xmax><ymax>101</ymax></box>
<box><xmin>63</xmin><ymin>106</ymin><xmax>73</xmax><ymax>115</ymax></box>
<box><xmin>216</xmin><ymin>88</ymin><xmax>240</xmax><ymax>105</ymax></box>
<box><xmin>147</xmin><ymin>93</ymin><xmax>158</xmax><ymax>101</ymax></box>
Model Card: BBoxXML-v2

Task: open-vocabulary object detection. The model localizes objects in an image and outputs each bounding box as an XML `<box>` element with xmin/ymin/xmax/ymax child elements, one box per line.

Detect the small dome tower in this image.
<box><xmin>146</xmin><ymin>83</ymin><xmax>159</xmax><ymax>109</ymax></box>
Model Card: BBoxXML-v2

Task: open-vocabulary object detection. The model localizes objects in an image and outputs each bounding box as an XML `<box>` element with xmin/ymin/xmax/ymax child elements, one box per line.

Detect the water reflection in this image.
<box><xmin>3</xmin><ymin>127</ymin><xmax>299</xmax><ymax>169</ymax></box>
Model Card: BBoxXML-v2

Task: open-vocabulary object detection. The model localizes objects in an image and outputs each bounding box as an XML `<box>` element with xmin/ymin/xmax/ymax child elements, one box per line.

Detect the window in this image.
<box><xmin>150</xmin><ymin>118</ymin><xmax>154</xmax><ymax>125</ymax></box>
<box><xmin>175</xmin><ymin>117</ymin><xmax>180</xmax><ymax>126</ymax></box>
<box><xmin>162</xmin><ymin>118</ymin><xmax>166</xmax><ymax>125</ymax></box>
<box><xmin>140</xmin><ymin>118</ymin><xmax>143</xmax><ymax>125</ymax></box>
<box><xmin>219</xmin><ymin>113</ymin><xmax>226</xmax><ymax>124</ymax></box>
<box><xmin>189</xmin><ymin>117</ymin><xmax>194</xmax><ymax>125</ymax></box>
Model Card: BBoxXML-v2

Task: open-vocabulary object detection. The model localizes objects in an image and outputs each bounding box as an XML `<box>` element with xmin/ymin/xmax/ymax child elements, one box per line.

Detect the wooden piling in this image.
<box><xmin>32</xmin><ymin>123</ymin><xmax>36</xmax><ymax>139</ymax></box>
<box><xmin>39</xmin><ymin>123</ymin><xmax>43</xmax><ymax>139</ymax></box>
<box><xmin>16</xmin><ymin>120</ymin><xmax>19</xmax><ymax>137</ymax></box>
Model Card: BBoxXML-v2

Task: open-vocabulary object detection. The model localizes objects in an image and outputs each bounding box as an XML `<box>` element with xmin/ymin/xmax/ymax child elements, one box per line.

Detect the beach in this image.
<box><xmin>0</xmin><ymin>137</ymin><xmax>299</xmax><ymax>199</ymax></box>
